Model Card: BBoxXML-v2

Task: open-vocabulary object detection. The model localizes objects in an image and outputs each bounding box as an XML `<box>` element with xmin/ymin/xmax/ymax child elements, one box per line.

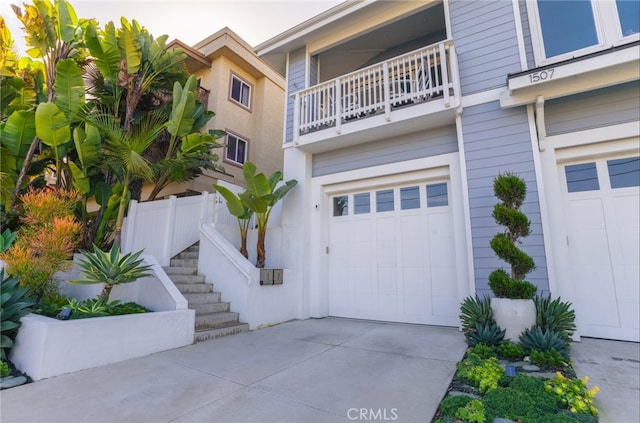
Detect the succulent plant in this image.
<box><xmin>519</xmin><ymin>326</ymin><xmax>570</xmax><ymax>358</ymax></box>
<box><xmin>460</xmin><ymin>295</ymin><xmax>494</xmax><ymax>334</ymax></box>
<box><xmin>535</xmin><ymin>294</ymin><xmax>576</xmax><ymax>341</ymax></box>
<box><xmin>466</xmin><ymin>322</ymin><xmax>506</xmax><ymax>347</ymax></box>
<box><xmin>0</xmin><ymin>270</ymin><xmax>35</xmax><ymax>360</ymax></box>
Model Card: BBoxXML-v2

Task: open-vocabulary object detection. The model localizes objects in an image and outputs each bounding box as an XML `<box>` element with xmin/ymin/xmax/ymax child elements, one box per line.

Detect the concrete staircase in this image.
<box><xmin>163</xmin><ymin>243</ymin><xmax>249</xmax><ymax>342</ymax></box>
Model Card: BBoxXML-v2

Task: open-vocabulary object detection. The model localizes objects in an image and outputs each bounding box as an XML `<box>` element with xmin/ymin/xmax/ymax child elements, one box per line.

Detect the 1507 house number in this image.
<box><xmin>529</xmin><ymin>68</ymin><xmax>555</xmax><ymax>83</ymax></box>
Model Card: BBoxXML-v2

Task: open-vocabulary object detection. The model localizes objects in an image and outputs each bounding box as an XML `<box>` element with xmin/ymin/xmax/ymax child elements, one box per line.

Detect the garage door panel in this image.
<box><xmin>377</xmin><ymin>267</ymin><xmax>398</xmax><ymax>295</ymax></box>
<box><xmin>432</xmin><ymin>296</ymin><xmax>459</xmax><ymax>317</ymax></box>
<box><xmin>431</xmin><ymin>266</ymin><xmax>458</xmax><ymax>297</ymax></box>
<box><xmin>616</xmin><ymin>228</ymin><xmax>640</xmax><ymax>265</ymax></box>
<box><xmin>404</xmin><ymin>296</ymin><xmax>428</xmax><ymax>316</ymax></box>
<box><xmin>430</xmin><ymin>237</ymin><xmax>456</xmax><ymax>265</ymax></box>
<box><xmin>568</xmin><ymin>229</ymin><xmax>611</xmax><ymax>265</ymax></box>
<box><xmin>576</xmin><ymin>300</ymin><xmax>620</xmax><ymax>327</ymax></box>
<box><xmin>353</xmin><ymin>267</ymin><xmax>375</xmax><ymax>294</ymax></box>
<box><xmin>401</xmin><ymin>238</ymin><xmax>425</xmax><ymax>264</ymax></box>
<box><xmin>353</xmin><ymin>293</ymin><xmax>375</xmax><ymax>312</ymax></box>
<box><xmin>403</xmin><ymin>267</ymin><xmax>427</xmax><ymax>295</ymax></box>
<box><xmin>566</xmin><ymin>198</ymin><xmax>605</xmax><ymax>230</ymax></box>
<box><xmin>573</xmin><ymin>265</ymin><xmax>616</xmax><ymax>300</ymax></box>
<box><xmin>428</xmin><ymin>212</ymin><xmax>454</xmax><ymax>237</ymax></box>
<box><xmin>612</xmin><ymin>193</ymin><xmax>640</xmax><ymax>228</ymax></box>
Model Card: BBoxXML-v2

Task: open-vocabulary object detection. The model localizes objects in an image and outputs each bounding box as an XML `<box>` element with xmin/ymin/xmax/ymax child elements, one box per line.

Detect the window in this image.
<box><xmin>427</xmin><ymin>183</ymin><xmax>448</xmax><ymax>207</ymax></box>
<box><xmin>333</xmin><ymin>196</ymin><xmax>348</xmax><ymax>216</ymax></box>
<box><xmin>354</xmin><ymin>193</ymin><xmax>370</xmax><ymax>214</ymax></box>
<box><xmin>376</xmin><ymin>189</ymin><xmax>394</xmax><ymax>212</ymax></box>
<box><xmin>225</xmin><ymin>133</ymin><xmax>248</xmax><ymax>165</ymax></box>
<box><xmin>531</xmin><ymin>0</ymin><xmax>639</xmax><ymax>63</ymax></box>
<box><xmin>230</xmin><ymin>74</ymin><xmax>251</xmax><ymax>108</ymax></box>
<box><xmin>400</xmin><ymin>186</ymin><xmax>420</xmax><ymax>210</ymax></box>
<box><xmin>565</xmin><ymin>162</ymin><xmax>599</xmax><ymax>192</ymax></box>
<box><xmin>607</xmin><ymin>156</ymin><xmax>640</xmax><ymax>188</ymax></box>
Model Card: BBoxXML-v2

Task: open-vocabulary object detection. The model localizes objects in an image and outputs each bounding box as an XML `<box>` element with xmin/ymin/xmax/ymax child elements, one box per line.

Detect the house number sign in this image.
<box><xmin>528</xmin><ymin>68</ymin><xmax>555</xmax><ymax>84</ymax></box>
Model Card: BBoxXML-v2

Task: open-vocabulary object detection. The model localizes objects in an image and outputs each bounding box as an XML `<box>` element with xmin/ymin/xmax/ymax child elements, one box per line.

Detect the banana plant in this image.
<box><xmin>146</xmin><ymin>75</ymin><xmax>224</xmax><ymax>201</ymax></box>
<box><xmin>213</xmin><ymin>184</ymin><xmax>253</xmax><ymax>259</ymax></box>
<box><xmin>239</xmin><ymin>162</ymin><xmax>297</xmax><ymax>268</ymax></box>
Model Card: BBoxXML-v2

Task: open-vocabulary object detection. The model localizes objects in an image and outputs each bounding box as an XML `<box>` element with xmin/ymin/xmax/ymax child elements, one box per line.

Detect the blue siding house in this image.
<box><xmin>255</xmin><ymin>0</ymin><xmax>640</xmax><ymax>341</ymax></box>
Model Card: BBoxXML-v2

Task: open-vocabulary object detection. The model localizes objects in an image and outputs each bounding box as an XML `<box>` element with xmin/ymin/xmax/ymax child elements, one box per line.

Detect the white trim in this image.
<box><xmin>511</xmin><ymin>0</ymin><xmax>528</xmax><ymax>71</ymax></box>
<box><xmin>282</xmin><ymin>52</ymin><xmax>291</xmax><ymax>145</ymax></box>
<box><xmin>461</xmin><ymin>88</ymin><xmax>504</xmax><ymax>108</ymax></box>
<box><xmin>547</xmin><ymin>121</ymin><xmax>640</xmax><ymax>151</ymax></box>
<box><xmin>443</xmin><ymin>0</ymin><xmax>452</xmax><ymax>40</ymax></box>
<box><xmin>526</xmin><ymin>104</ymin><xmax>557</xmax><ymax>296</ymax></box>
<box><xmin>455</xmin><ymin>113</ymin><xmax>476</xmax><ymax>299</ymax></box>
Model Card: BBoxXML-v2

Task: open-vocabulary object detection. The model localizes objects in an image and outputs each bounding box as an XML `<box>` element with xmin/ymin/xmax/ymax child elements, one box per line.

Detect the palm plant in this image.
<box><xmin>239</xmin><ymin>162</ymin><xmax>297</xmax><ymax>268</ymax></box>
<box><xmin>213</xmin><ymin>184</ymin><xmax>253</xmax><ymax>258</ymax></box>
<box><xmin>70</xmin><ymin>244</ymin><xmax>154</xmax><ymax>302</ymax></box>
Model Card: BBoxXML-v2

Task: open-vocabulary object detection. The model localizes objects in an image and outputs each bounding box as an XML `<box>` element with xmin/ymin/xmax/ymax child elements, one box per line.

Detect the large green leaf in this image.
<box><xmin>2</xmin><ymin>110</ymin><xmax>36</xmax><ymax>156</ymax></box>
<box><xmin>35</xmin><ymin>102</ymin><xmax>70</xmax><ymax>148</ymax></box>
<box><xmin>243</xmin><ymin>162</ymin><xmax>272</xmax><ymax>198</ymax></box>
<box><xmin>166</xmin><ymin>77</ymin><xmax>196</xmax><ymax>138</ymax></box>
<box><xmin>55</xmin><ymin>0</ymin><xmax>78</xmax><ymax>43</ymax></box>
<box><xmin>272</xmin><ymin>180</ymin><xmax>298</xmax><ymax>204</ymax></box>
<box><xmin>85</xmin><ymin>22</ymin><xmax>120</xmax><ymax>84</ymax></box>
<box><xmin>73</xmin><ymin>124</ymin><xmax>101</xmax><ymax>169</ymax></box>
<box><xmin>54</xmin><ymin>58</ymin><xmax>84</xmax><ymax>119</ymax></box>
<box><xmin>214</xmin><ymin>185</ymin><xmax>251</xmax><ymax>219</ymax></box>
<box><xmin>239</xmin><ymin>191</ymin><xmax>268</xmax><ymax>214</ymax></box>
<box><xmin>119</xmin><ymin>21</ymin><xmax>141</xmax><ymax>75</ymax></box>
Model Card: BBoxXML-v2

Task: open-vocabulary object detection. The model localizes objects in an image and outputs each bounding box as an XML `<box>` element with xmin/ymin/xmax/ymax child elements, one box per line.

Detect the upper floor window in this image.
<box><xmin>225</xmin><ymin>133</ymin><xmax>248</xmax><ymax>166</ymax></box>
<box><xmin>230</xmin><ymin>74</ymin><xmax>252</xmax><ymax>109</ymax></box>
<box><xmin>530</xmin><ymin>0</ymin><xmax>639</xmax><ymax>64</ymax></box>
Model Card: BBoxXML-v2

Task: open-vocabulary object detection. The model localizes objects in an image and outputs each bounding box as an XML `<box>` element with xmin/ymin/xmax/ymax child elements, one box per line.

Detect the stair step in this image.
<box><xmin>195</xmin><ymin>312</ymin><xmax>239</xmax><ymax>329</ymax></box>
<box><xmin>190</xmin><ymin>302</ymin><xmax>230</xmax><ymax>315</ymax></box>
<box><xmin>194</xmin><ymin>323</ymin><xmax>249</xmax><ymax>342</ymax></box>
<box><xmin>163</xmin><ymin>266</ymin><xmax>198</xmax><ymax>275</ymax></box>
<box><xmin>175</xmin><ymin>251</ymin><xmax>199</xmax><ymax>259</ymax></box>
<box><xmin>186</xmin><ymin>244</ymin><xmax>199</xmax><ymax>252</ymax></box>
<box><xmin>170</xmin><ymin>258</ymin><xmax>199</xmax><ymax>267</ymax></box>
<box><xmin>175</xmin><ymin>282</ymin><xmax>213</xmax><ymax>294</ymax></box>
<box><xmin>183</xmin><ymin>292</ymin><xmax>221</xmax><ymax>304</ymax></box>
<box><xmin>167</xmin><ymin>274</ymin><xmax>206</xmax><ymax>284</ymax></box>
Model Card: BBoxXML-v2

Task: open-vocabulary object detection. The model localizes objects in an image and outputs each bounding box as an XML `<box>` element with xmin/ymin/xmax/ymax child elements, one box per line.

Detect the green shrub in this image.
<box><xmin>460</xmin><ymin>295</ymin><xmax>494</xmax><ymax>335</ymax></box>
<box><xmin>488</xmin><ymin>268</ymin><xmax>537</xmax><ymax>299</ymax></box>
<box><xmin>107</xmin><ymin>302</ymin><xmax>150</xmax><ymax>316</ymax></box>
<box><xmin>558</xmin><ymin>410</ymin><xmax>598</xmax><ymax>423</ymax></box>
<box><xmin>438</xmin><ymin>395</ymin><xmax>473</xmax><ymax>417</ymax></box>
<box><xmin>433</xmin><ymin>417</ymin><xmax>456</xmax><ymax>423</ymax></box>
<box><xmin>466</xmin><ymin>322</ymin><xmax>506</xmax><ymax>347</ymax></box>
<box><xmin>0</xmin><ymin>270</ymin><xmax>35</xmax><ymax>360</ymax></box>
<box><xmin>0</xmin><ymin>360</ymin><xmax>10</xmax><ymax>377</ymax></box>
<box><xmin>470</xmin><ymin>343</ymin><xmax>497</xmax><ymax>359</ymax></box>
<box><xmin>520</xmin><ymin>326</ymin><xmax>570</xmax><ymax>358</ymax></box>
<box><xmin>508</xmin><ymin>374</ymin><xmax>559</xmax><ymax>414</ymax></box>
<box><xmin>546</xmin><ymin>372</ymin><xmax>599</xmax><ymax>416</ymax></box>
<box><xmin>483</xmin><ymin>387</ymin><xmax>538</xmax><ymax>422</ymax></box>
<box><xmin>497</xmin><ymin>341</ymin><xmax>526</xmax><ymax>359</ymax></box>
<box><xmin>535</xmin><ymin>294</ymin><xmax>576</xmax><ymax>341</ymax></box>
<box><xmin>531</xmin><ymin>348</ymin><xmax>569</xmax><ymax>368</ymax></box>
<box><xmin>455</xmin><ymin>399</ymin><xmax>486</xmax><ymax>423</ymax></box>
<box><xmin>457</xmin><ymin>353</ymin><xmax>505</xmax><ymax>393</ymax></box>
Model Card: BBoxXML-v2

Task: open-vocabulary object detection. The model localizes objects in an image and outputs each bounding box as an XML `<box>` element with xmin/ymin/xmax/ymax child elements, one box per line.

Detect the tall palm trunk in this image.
<box><xmin>256</xmin><ymin>229</ymin><xmax>266</xmax><ymax>268</ymax></box>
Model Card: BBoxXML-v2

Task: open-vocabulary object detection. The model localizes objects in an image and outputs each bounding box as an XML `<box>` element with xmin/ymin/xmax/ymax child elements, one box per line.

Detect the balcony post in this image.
<box><xmin>383</xmin><ymin>62</ymin><xmax>391</xmax><ymax>122</ymax></box>
<box><xmin>440</xmin><ymin>42</ymin><xmax>450</xmax><ymax>107</ymax></box>
<box><xmin>448</xmin><ymin>43</ymin><xmax>461</xmax><ymax>110</ymax></box>
<box><xmin>335</xmin><ymin>79</ymin><xmax>342</xmax><ymax>134</ymax></box>
<box><xmin>293</xmin><ymin>92</ymin><xmax>300</xmax><ymax>144</ymax></box>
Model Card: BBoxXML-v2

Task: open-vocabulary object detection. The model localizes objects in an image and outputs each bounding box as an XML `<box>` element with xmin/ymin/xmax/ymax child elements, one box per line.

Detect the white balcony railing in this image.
<box><xmin>293</xmin><ymin>40</ymin><xmax>458</xmax><ymax>139</ymax></box>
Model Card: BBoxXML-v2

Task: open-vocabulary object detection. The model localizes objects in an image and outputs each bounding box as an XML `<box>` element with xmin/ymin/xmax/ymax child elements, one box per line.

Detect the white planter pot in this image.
<box><xmin>490</xmin><ymin>298</ymin><xmax>536</xmax><ymax>342</ymax></box>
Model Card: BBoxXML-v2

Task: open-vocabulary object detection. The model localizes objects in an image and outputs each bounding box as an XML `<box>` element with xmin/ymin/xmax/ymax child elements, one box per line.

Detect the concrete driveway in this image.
<box><xmin>0</xmin><ymin>318</ymin><xmax>467</xmax><ymax>423</ymax></box>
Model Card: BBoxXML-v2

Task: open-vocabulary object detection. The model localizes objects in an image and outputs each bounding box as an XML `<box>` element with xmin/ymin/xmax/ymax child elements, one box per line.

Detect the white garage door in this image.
<box><xmin>559</xmin><ymin>154</ymin><xmax>639</xmax><ymax>341</ymax></box>
<box><xmin>328</xmin><ymin>179</ymin><xmax>459</xmax><ymax>326</ymax></box>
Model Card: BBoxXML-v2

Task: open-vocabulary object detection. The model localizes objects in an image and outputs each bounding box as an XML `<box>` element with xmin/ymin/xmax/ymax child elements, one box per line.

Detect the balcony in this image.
<box><xmin>292</xmin><ymin>40</ymin><xmax>460</xmax><ymax>152</ymax></box>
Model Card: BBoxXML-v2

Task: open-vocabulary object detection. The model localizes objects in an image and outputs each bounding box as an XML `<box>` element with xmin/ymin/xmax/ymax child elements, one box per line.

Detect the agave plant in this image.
<box><xmin>466</xmin><ymin>322</ymin><xmax>506</xmax><ymax>347</ymax></box>
<box><xmin>519</xmin><ymin>326</ymin><xmax>570</xmax><ymax>358</ymax></box>
<box><xmin>534</xmin><ymin>294</ymin><xmax>576</xmax><ymax>341</ymax></box>
<box><xmin>459</xmin><ymin>295</ymin><xmax>494</xmax><ymax>335</ymax></box>
<box><xmin>0</xmin><ymin>270</ymin><xmax>35</xmax><ymax>360</ymax></box>
<box><xmin>69</xmin><ymin>244</ymin><xmax>154</xmax><ymax>302</ymax></box>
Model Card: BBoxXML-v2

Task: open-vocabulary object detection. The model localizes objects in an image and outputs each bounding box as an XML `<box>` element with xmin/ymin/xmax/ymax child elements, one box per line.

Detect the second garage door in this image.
<box><xmin>328</xmin><ymin>179</ymin><xmax>459</xmax><ymax>326</ymax></box>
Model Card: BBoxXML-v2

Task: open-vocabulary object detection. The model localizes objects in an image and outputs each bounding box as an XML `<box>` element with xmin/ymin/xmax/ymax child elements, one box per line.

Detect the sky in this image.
<box><xmin>2</xmin><ymin>0</ymin><xmax>343</xmax><ymax>55</ymax></box>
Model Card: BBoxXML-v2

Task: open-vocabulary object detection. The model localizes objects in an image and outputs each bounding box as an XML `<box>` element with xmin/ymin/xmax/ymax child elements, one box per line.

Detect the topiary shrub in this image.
<box><xmin>488</xmin><ymin>173</ymin><xmax>537</xmax><ymax>299</ymax></box>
